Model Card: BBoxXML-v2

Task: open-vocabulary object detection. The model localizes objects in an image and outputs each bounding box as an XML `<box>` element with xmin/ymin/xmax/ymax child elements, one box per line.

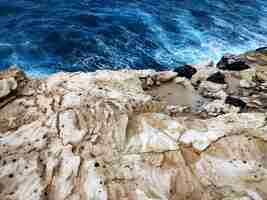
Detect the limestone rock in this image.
<box><xmin>203</xmin><ymin>100</ymin><xmax>240</xmax><ymax>117</ymax></box>
<box><xmin>198</xmin><ymin>81</ymin><xmax>227</xmax><ymax>99</ymax></box>
<box><xmin>256</xmin><ymin>71</ymin><xmax>267</xmax><ymax>82</ymax></box>
<box><xmin>1</xmin><ymin>64</ymin><xmax>267</xmax><ymax>200</ymax></box>
<box><xmin>125</xmin><ymin>113</ymin><xmax>183</xmax><ymax>153</ymax></box>
<box><xmin>0</xmin><ymin>77</ymin><xmax>17</xmax><ymax>98</ymax></box>
<box><xmin>157</xmin><ymin>71</ymin><xmax>177</xmax><ymax>82</ymax></box>
<box><xmin>238</xmin><ymin>68</ymin><xmax>256</xmax><ymax>81</ymax></box>
<box><xmin>239</xmin><ymin>80</ymin><xmax>256</xmax><ymax>88</ymax></box>
<box><xmin>191</xmin><ymin>67</ymin><xmax>218</xmax><ymax>86</ymax></box>
<box><xmin>166</xmin><ymin>105</ymin><xmax>191</xmax><ymax>116</ymax></box>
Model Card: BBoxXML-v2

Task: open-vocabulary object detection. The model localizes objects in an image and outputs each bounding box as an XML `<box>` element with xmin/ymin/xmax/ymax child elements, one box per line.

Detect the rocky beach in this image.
<box><xmin>0</xmin><ymin>47</ymin><xmax>267</xmax><ymax>200</ymax></box>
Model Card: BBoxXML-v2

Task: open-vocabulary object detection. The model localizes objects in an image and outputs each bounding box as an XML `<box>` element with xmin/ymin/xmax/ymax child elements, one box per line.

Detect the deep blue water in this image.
<box><xmin>0</xmin><ymin>0</ymin><xmax>267</xmax><ymax>76</ymax></box>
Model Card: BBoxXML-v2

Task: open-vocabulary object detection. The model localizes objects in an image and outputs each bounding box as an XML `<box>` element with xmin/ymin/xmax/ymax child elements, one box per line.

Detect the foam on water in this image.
<box><xmin>0</xmin><ymin>0</ymin><xmax>267</xmax><ymax>77</ymax></box>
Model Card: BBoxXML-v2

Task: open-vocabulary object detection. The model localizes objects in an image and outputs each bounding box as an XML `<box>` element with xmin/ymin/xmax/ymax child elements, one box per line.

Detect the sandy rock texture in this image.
<box><xmin>0</xmin><ymin>47</ymin><xmax>267</xmax><ymax>200</ymax></box>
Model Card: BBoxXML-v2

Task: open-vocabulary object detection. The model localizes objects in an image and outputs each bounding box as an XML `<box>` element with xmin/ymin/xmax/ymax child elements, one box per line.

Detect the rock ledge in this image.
<box><xmin>1</xmin><ymin>48</ymin><xmax>267</xmax><ymax>200</ymax></box>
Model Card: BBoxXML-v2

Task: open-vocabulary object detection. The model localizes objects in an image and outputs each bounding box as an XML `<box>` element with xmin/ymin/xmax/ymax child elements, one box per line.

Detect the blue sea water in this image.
<box><xmin>0</xmin><ymin>0</ymin><xmax>267</xmax><ymax>77</ymax></box>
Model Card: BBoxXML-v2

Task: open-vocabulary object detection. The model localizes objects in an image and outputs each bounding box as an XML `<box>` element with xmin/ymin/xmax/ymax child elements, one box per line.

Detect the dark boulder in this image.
<box><xmin>225</xmin><ymin>96</ymin><xmax>247</xmax><ymax>109</ymax></box>
<box><xmin>255</xmin><ymin>47</ymin><xmax>267</xmax><ymax>53</ymax></box>
<box><xmin>217</xmin><ymin>54</ymin><xmax>250</xmax><ymax>71</ymax></box>
<box><xmin>174</xmin><ymin>64</ymin><xmax>197</xmax><ymax>79</ymax></box>
<box><xmin>206</xmin><ymin>71</ymin><xmax>226</xmax><ymax>84</ymax></box>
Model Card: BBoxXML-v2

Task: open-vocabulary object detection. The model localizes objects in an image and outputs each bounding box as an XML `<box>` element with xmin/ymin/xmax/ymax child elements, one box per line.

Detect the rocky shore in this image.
<box><xmin>0</xmin><ymin>47</ymin><xmax>267</xmax><ymax>200</ymax></box>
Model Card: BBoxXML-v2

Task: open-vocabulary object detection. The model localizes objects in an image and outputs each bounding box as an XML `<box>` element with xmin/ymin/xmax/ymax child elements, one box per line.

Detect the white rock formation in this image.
<box><xmin>0</xmin><ymin>65</ymin><xmax>267</xmax><ymax>200</ymax></box>
<box><xmin>0</xmin><ymin>77</ymin><xmax>17</xmax><ymax>98</ymax></box>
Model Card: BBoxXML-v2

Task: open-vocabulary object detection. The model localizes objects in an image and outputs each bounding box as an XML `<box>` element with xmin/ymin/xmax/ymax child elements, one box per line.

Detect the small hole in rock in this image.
<box><xmin>94</xmin><ymin>162</ymin><xmax>100</xmax><ymax>167</ymax></box>
<box><xmin>8</xmin><ymin>174</ymin><xmax>14</xmax><ymax>178</ymax></box>
<box><xmin>90</xmin><ymin>153</ymin><xmax>96</xmax><ymax>158</ymax></box>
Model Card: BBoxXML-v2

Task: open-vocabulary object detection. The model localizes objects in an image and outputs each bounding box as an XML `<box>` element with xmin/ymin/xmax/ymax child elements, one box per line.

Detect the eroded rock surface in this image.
<box><xmin>1</xmin><ymin>48</ymin><xmax>267</xmax><ymax>200</ymax></box>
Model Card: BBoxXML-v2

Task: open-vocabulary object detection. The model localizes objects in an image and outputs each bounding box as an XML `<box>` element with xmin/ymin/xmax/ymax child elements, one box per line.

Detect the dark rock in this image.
<box><xmin>206</xmin><ymin>71</ymin><xmax>226</xmax><ymax>84</ymax></box>
<box><xmin>255</xmin><ymin>47</ymin><xmax>267</xmax><ymax>53</ymax></box>
<box><xmin>225</xmin><ymin>96</ymin><xmax>247</xmax><ymax>109</ymax></box>
<box><xmin>174</xmin><ymin>64</ymin><xmax>197</xmax><ymax>79</ymax></box>
<box><xmin>258</xmin><ymin>95</ymin><xmax>267</xmax><ymax>108</ymax></box>
<box><xmin>217</xmin><ymin>54</ymin><xmax>250</xmax><ymax>71</ymax></box>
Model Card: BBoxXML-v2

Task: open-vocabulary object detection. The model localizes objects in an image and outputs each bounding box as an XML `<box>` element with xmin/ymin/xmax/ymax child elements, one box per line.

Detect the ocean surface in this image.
<box><xmin>0</xmin><ymin>0</ymin><xmax>267</xmax><ymax>77</ymax></box>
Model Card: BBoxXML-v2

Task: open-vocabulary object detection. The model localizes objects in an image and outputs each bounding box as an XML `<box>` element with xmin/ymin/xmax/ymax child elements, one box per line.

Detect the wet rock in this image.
<box><xmin>206</xmin><ymin>71</ymin><xmax>226</xmax><ymax>84</ymax></box>
<box><xmin>217</xmin><ymin>53</ymin><xmax>250</xmax><ymax>71</ymax></box>
<box><xmin>174</xmin><ymin>64</ymin><xmax>197</xmax><ymax>79</ymax></box>
<box><xmin>255</xmin><ymin>46</ymin><xmax>267</xmax><ymax>52</ymax></box>
<box><xmin>225</xmin><ymin>96</ymin><xmax>247</xmax><ymax>109</ymax></box>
